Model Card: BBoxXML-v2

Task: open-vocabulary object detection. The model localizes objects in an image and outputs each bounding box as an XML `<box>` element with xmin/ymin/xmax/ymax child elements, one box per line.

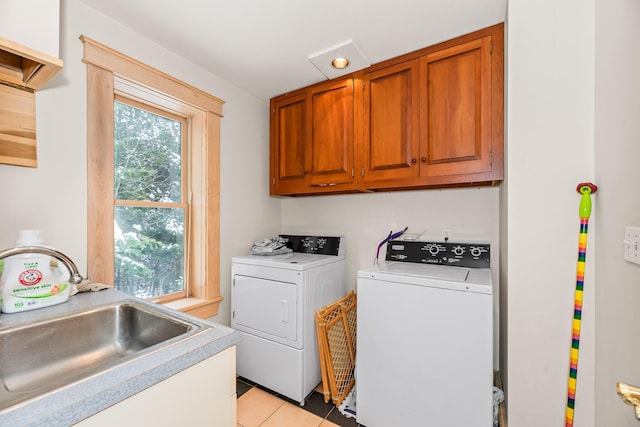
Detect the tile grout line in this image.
<box><xmin>257</xmin><ymin>396</ymin><xmax>286</xmax><ymax>426</ymax></box>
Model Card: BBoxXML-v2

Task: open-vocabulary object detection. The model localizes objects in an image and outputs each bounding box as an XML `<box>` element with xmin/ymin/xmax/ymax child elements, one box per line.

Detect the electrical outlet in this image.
<box><xmin>443</xmin><ymin>228</ymin><xmax>452</xmax><ymax>242</ymax></box>
<box><xmin>624</xmin><ymin>226</ymin><xmax>640</xmax><ymax>265</ymax></box>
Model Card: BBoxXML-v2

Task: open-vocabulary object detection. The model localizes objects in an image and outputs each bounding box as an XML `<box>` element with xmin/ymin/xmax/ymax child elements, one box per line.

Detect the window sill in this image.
<box><xmin>162</xmin><ymin>296</ymin><xmax>223</xmax><ymax>319</ymax></box>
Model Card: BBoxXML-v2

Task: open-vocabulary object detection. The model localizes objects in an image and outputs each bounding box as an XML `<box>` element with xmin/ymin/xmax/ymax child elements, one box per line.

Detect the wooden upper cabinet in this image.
<box><xmin>418</xmin><ymin>36</ymin><xmax>493</xmax><ymax>181</ymax></box>
<box><xmin>271</xmin><ymin>77</ymin><xmax>355</xmax><ymax>195</ymax></box>
<box><xmin>271</xmin><ymin>92</ymin><xmax>307</xmax><ymax>195</ymax></box>
<box><xmin>269</xmin><ymin>23</ymin><xmax>504</xmax><ymax>195</ymax></box>
<box><xmin>362</xmin><ymin>60</ymin><xmax>420</xmax><ymax>183</ymax></box>
<box><xmin>307</xmin><ymin>78</ymin><xmax>354</xmax><ymax>187</ymax></box>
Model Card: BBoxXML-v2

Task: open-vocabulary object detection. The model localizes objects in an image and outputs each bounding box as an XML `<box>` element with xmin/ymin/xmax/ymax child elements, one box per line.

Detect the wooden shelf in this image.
<box><xmin>0</xmin><ymin>37</ymin><xmax>63</xmax><ymax>91</ymax></box>
<box><xmin>0</xmin><ymin>37</ymin><xmax>63</xmax><ymax>167</ymax></box>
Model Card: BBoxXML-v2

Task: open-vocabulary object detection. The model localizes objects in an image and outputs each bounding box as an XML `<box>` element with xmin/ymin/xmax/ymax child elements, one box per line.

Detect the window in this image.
<box><xmin>113</xmin><ymin>97</ymin><xmax>188</xmax><ymax>301</ymax></box>
<box><xmin>82</xmin><ymin>36</ymin><xmax>224</xmax><ymax>318</ymax></box>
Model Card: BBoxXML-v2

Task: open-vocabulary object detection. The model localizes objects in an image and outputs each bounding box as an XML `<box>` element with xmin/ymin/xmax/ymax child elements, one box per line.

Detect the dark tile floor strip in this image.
<box><xmin>236</xmin><ymin>377</ymin><xmax>254</xmax><ymax>398</ymax></box>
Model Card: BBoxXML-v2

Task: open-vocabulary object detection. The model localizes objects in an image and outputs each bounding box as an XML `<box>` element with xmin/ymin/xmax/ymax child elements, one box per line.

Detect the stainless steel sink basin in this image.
<box><xmin>0</xmin><ymin>300</ymin><xmax>210</xmax><ymax>411</ymax></box>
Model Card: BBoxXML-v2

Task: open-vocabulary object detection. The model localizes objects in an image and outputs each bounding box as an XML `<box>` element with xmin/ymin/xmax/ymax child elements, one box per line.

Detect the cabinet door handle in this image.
<box><xmin>421</xmin><ymin>157</ymin><xmax>427</xmax><ymax>162</ymax></box>
<box><xmin>411</xmin><ymin>158</ymin><xmax>416</xmax><ymax>164</ymax></box>
<box><xmin>310</xmin><ymin>183</ymin><xmax>339</xmax><ymax>187</ymax></box>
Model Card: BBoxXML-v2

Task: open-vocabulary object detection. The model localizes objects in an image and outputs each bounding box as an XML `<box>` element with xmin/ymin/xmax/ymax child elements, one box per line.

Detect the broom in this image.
<box><xmin>565</xmin><ymin>182</ymin><xmax>597</xmax><ymax>427</ymax></box>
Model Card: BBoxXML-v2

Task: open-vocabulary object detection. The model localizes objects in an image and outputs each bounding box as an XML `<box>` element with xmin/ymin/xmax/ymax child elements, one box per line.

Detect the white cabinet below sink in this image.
<box><xmin>76</xmin><ymin>346</ymin><xmax>236</xmax><ymax>427</ymax></box>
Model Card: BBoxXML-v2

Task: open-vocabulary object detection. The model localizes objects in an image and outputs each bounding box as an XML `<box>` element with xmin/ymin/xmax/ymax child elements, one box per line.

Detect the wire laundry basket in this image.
<box><xmin>315</xmin><ymin>291</ymin><xmax>357</xmax><ymax>406</ymax></box>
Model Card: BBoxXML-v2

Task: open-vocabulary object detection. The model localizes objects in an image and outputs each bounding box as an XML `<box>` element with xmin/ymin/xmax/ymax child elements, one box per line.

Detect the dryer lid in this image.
<box><xmin>232</xmin><ymin>251</ymin><xmax>344</xmax><ymax>271</ymax></box>
<box><xmin>358</xmin><ymin>261</ymin><xmax>492</xmax><ymax>294</ymax></box>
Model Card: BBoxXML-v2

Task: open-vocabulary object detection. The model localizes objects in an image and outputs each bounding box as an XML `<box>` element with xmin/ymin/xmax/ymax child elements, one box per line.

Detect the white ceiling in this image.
<box><xmin>78</xmin><ymin>0</ymin><xmax>506</xmax><ymax>101</ymax></box>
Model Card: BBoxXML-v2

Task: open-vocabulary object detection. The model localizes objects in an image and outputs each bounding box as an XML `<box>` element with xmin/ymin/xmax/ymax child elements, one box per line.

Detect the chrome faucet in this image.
<box><xmin>0</xmin><ymin>245</ymin><xmax>84</xmax><ymax>284</ymax></box>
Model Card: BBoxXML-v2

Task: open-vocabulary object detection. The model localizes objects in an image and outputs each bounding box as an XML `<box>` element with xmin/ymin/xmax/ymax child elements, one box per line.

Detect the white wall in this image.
<box><xmin>0</xmin><ymin>0</ymin><xmax>280</xmax><ymax>325</ymax></box>
<box><xmin>594</xmin><ymin>0</ymin><xmax>640</xmax><ymax>424</ymax></box>
<box><xmin>506</xmin><ymin>0</ymin><xmax>596</xmax><ymax>425</ymax></box>
<box><xmin>0</xmin><ymin>0</ymin><xmax>60</xmax><ymax>57</ymax></box>
<box><xmin>281</xmin><ymin>186</ymin><xmax>502</xmax><ymax>365</ymax></box>
<box><xmin>282</xmin><ymin>187</ymin><xmax>500</xmax><ymax>290</ymax></box>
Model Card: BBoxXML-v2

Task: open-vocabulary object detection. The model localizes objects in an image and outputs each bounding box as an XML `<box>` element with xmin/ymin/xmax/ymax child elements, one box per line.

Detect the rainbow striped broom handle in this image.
<box><xmin>565</xmin><ymin>182</ymin><xmax>597</xmax><ymax>427</ymax></box>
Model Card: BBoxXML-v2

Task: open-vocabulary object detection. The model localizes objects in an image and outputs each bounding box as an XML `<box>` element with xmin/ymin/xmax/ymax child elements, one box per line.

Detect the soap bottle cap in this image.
<box><xmin>16</xmin><ymin>230</ymin><xmax>44</xmax><ymax>246</ymax></box>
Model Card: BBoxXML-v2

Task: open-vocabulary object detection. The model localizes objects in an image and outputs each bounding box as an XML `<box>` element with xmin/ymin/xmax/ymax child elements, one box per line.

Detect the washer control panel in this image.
<box><xmin>385</xmin><ymin>240</ymin><xmax>490</xmax><ymax>268</ymax></box>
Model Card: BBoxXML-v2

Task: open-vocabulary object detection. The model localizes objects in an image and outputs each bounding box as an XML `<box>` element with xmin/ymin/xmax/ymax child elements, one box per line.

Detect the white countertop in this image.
<box><xmin>0</xmin><ymin>289</ymin><xmax>238</xmax><ymax>427</ymax></box>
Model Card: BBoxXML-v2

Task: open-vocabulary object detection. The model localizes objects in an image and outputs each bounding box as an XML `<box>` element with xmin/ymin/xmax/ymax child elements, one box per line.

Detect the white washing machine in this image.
<box><xmin>357</xmin><ymin>240</ymin><xmax>493</xmax><ymax>427</ymax></box>
<box><xmin>231</xmin><ymin>235</ymin><xmax>345</xmax><ymax>404</ymax></box>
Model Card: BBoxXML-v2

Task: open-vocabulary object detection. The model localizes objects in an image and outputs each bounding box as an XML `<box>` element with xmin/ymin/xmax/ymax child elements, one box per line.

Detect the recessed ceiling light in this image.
<box><xmin>309</xmin><ymin>40</ymin><xmax>370</xmax><ymax>80</ymax></box>
<box><xmin>331</xmin><ymin>57</ymin><xmax>349</xmax><ymax>69</ymax></box>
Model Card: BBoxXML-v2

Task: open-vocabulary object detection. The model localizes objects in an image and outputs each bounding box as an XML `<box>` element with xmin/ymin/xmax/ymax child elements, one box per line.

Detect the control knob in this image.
<box><xmin>452</xmin><ymin>246</ymin><xmax>465</xmax><ymax>256</ymax></box>
<box><xmin>470</xmin><ymin>247</ymin><xmax>484</xmax><ymax>257</ymax></box>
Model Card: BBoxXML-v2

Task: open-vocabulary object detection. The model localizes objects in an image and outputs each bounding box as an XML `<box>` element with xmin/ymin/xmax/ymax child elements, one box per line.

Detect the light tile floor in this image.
<box><xmin>236</xmin><ymin>378</ymin><xmax>360</xmax><ymax>427</ymax></box>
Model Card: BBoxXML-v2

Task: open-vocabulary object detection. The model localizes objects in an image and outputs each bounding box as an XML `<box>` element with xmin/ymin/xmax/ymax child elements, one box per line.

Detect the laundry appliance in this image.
<box><xmin>231</xmin><ymin>235</ymin><xmax>346</xmax><ymax>404</ymax></box>
<box><xmin>357</xmin><ymin>240</ymin><xmax>493</xmax><ymax>426</ymax></box>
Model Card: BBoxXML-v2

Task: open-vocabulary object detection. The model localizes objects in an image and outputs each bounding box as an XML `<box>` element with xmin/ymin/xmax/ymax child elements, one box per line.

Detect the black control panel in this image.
<box><xmin>280</xmin><ymin>235</ymin><xmax>342</xmax><ymax>256</ymax></box>
<box><xmin>385</xmin><ymin>240</ymin><xmax>490</xmax><ymax>269</ymax></box>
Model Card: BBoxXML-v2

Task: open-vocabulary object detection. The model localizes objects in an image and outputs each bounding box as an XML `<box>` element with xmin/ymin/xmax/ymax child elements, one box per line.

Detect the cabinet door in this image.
<box><xmin>76</xmin><ymin>347</ymin><xmax>237</xmax><ymax>427</ymax></box>
<box><xmin>419</xmin><ymin>36</ymin><xmax>492</xmax><ymax>179</ymax></box>
<box><xmin>271</xmin><ymin>93</ymin><xmax>307</xmax><ymax>195</ymax></box>
<box><xmin>362</xmin><ymin>60</ymin><xmax>420</xmax><ymax>183</ymax></box>
<box><xmin>307</xmin><ymin>78</ymin><xmax>354</xmax><ymax>187</ymax></box>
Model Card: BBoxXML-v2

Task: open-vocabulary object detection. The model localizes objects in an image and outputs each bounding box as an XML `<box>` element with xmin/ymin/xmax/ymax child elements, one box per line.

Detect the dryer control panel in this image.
<box><xmin>280</xmin><ymin>235</ymin><xmax>343</xmax><ymax>256</ymax></box>
<box><xmin>386</xmin><ymin>240</ymin><xmax>490</xmax><ymax>269</ymax></box>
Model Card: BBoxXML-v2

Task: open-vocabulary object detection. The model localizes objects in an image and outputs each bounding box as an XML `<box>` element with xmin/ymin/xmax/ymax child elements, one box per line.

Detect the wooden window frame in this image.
<box><xmin>82</xmin><ymin>36</ymin><xmax>224</xmax><ymax>318</ymax></box>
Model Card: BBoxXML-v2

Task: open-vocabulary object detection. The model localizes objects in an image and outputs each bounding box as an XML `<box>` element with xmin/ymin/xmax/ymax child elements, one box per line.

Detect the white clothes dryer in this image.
<box><xmin>231</xmin><ymin>235</ymin><xmax>346</xmax><ymax>404</ymax></box>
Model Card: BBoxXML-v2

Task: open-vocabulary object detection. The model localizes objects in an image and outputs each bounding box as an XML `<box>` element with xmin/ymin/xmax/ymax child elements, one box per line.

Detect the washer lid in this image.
<box><xmin>232</xmin><ymin>252</ymin><xmax>344</xmax><ymax>271</ymax></box>
<box><xmin>358</xmin><ymin>261</ymin><xmax>491</xmax><ymax>294</ymax></box>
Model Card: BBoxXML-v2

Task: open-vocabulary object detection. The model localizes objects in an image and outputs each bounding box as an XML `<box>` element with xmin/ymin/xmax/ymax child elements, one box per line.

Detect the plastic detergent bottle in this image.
<box><xmin>0</xmin><ymin>230</ymin><xmax>71</xmax><ymax>313</ymax></box>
